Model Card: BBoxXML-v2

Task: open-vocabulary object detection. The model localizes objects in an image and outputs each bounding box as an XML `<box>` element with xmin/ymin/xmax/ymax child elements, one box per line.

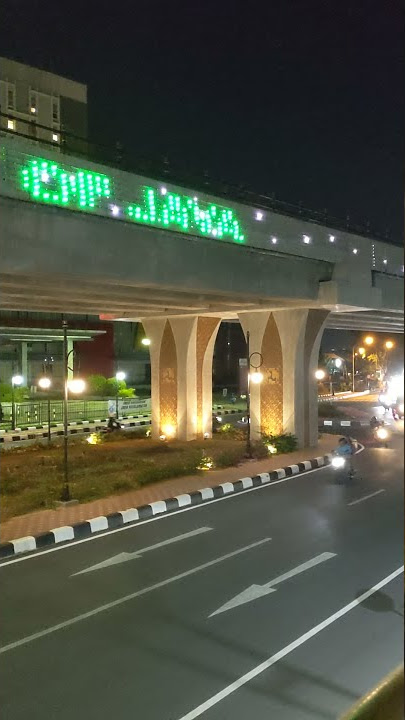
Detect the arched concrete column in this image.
<box><xmin>238</xmin><ymin>311</ymin><xmax>272</xmax><ymax>441</ymax></box>
<box><xmin>142</xmin><ymin>315</ymin><xmax>220</xmax><ymax>441</ymax></box>
<box><xmin>273</xmin><ymin>309</ymin><xmax>329</xmax><ymax>447</ymax></box>
<box><xmin>238</xmin><ymin>309</ymin><xmax>329</xmax><ymax>448</ymax></box>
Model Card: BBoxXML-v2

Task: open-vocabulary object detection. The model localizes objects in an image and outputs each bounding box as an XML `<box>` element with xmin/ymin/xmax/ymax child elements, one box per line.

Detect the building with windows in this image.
<box><xmin>0</xmin><ymin>56</ymin><xmax>87</xmax><ymax>153</ymax></box>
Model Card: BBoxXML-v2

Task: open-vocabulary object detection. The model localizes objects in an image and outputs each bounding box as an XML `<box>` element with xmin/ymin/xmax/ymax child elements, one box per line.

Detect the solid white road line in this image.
<box><xmin>177</xmin><ymin>566</ymin><xmax>404</xmax><ymax>720</ymax></box>
<box><xmin>0</xmin><ymin>462</ymin><xmax>330</xmax><ymax>568</ymax></box>
<box><xmin>0</xmin><ymin>538</ymin><xmax>271</xmax><ymax>655</ymax></box>
<box><xmin>348</xmin><ymin>489</ymin><xmax>386</xmax><ymax>506</ymax></box>
<box><xmin>71</xmin><ymin>527</ymin><xmax>213</xmax><ymax>576</ymax></box>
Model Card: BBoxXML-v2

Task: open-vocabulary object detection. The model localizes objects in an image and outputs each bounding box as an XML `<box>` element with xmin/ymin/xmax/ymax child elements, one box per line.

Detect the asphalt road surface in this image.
<box><xmin>0</xmin><ymin>424</ymin><xmax>403</xmax><ymax>719</ymax></box>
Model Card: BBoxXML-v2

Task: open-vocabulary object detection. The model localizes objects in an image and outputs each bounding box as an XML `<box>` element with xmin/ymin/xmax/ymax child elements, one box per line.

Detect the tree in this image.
<box><xmin>0</xmin><ymin>383</ymin><xmax>28</xmax><ymax>402</ymax></box>
<box><xmin>87</xmin><ymin>374</ymin><xmax>109</xmax><ymax>396</ymax></box>
<box><xmin>366</xmin><ymin>349</ymin><xmax>388</xmax><ymax>379</ymax></box>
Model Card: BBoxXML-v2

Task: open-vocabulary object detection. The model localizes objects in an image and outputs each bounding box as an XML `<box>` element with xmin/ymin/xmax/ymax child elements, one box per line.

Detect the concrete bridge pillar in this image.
<box><xmin>238</xmin><ymin>309</ymin><xmax>329</xmax><ymax>448</ymax></box>
<box><xmin>142</xmin><ymin>316</ymin><xmax>220</xmax><ymax>441</ymax></box>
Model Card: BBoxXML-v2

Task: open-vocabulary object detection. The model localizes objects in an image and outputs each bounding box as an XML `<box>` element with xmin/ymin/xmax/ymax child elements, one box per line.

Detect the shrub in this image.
<box><xmin>86</xmin><ymin>375</ymin><xmax>135</xmax><ymax>398</ymax></box>
<box><xmin>86</xmin><ymin>374</ymin><xmax>109</xmax><ymax>396</ymax></box>
<box><xmin>0</xmin><ymin>383</ymin><xmax>29</xmax><ymax>402</ymax></box>
<box><xmin>215</xmin><ymin>447</ymin><xmax>245</xmax><ymax>468</ymax></box>
<box><xmin>251</xmin><ymin>441</ymin><xmax>269</xmax><ymax>459</ymax></box>
<box><xmin>261</xmin><ymin>432</ymin><xmax>298</xmax><ymax>454</ymax></box>
<box><xmin>219</xmin><ymin>423</ymin><xmax>247</xmax><ymax>441</ymax></box>
<box><xmin>138</xmin><ymin>459</ymin><xmax>198</xmax><ymax>486</ymax></box>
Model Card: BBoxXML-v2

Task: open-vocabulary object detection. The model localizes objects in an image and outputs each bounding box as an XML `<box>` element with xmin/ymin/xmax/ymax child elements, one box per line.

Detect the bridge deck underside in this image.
<box><xmin>0</xmin><ymin>273</ymin><xmax>402</xmax><ymax>333</ymax></box>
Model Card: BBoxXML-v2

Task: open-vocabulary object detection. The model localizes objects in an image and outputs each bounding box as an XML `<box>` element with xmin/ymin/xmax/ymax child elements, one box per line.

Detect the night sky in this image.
<box><xmin>1</xmin><ymin>0</ymin><xmax>403</xmax><ymax>242</ymax></box>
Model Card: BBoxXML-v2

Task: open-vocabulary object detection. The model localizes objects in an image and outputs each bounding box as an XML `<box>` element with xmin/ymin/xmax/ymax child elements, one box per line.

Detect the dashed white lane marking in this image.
<box><xmin>348</xmin><ymin>489</ymin><xmax>386</xmax><ymax>506</ymax></box>
<box><xmin>0</xmin><ymin>538</ymin><xmax>271</xmax><ymax>655</ymax></box>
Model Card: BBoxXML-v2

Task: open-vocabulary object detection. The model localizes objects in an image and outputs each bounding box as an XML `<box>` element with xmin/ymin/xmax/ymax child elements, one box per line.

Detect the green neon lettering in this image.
<box><xmin>18</xmin><ymin>156</ymin><xmax>246</xmax><ymax>244</ymax></box>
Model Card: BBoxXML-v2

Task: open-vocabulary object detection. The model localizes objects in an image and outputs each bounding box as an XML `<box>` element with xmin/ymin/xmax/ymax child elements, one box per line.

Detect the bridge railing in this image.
<box><xmin>0</xmin><ymin>111</ymin><xmax>395</xmax><ymax>244</ymax></box>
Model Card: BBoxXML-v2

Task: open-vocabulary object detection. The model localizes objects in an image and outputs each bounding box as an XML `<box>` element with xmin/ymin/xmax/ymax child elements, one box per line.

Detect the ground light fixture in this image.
<box><xmin>115</xmin><ymin>371</ymin><xmax>126</xmax><ymax>381</ymax></box>
<box><xmin>141</xmin><ymin>338</ymin><xmax>151</xmax><ymax>346</ymax></box>
<box><xmin>315</xmin><ymin>369</ymin><xmax>326</xmax><ymax>380</ymax></box>
<box><xmin>161</xmin><ymin>423</ymin><xmax>176</xmax><ymax>438</ymax></box>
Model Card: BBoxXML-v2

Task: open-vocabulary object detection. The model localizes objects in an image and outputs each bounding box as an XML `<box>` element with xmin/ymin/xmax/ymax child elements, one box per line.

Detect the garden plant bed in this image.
<box><xmin>0</xmin><ymin>432</ymin><xmax>254</xmax><ymax>521</ymax></box>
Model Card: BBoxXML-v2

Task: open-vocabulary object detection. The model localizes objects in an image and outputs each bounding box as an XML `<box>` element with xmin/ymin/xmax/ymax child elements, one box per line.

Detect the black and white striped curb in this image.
<box><xmin>0</xmin><ymin>413</ymin><xmax>150</xmax><ymax>435</ymax></box>
<box><xmin>0</xmin><ymin>418</ymin><xmax>152</xmax><ymax>443</ymax></box>
<box><xmin>212</xmin><ymin>407</ymin><xmax>241</xmax><ymax>415</ymax></box>
<box><xmin>319</xmin><ymin>419</ymin><xmax>370</xmax><ymax>428</ymax></box>
<box><xmin>0</xmin><ymin>454</ymin><xmax>333</xmax><ymax>559</ymax></box>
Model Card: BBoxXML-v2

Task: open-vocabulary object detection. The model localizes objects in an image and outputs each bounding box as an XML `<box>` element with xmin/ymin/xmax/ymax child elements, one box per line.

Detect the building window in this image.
<box><xmin>7</xmin><ymin>84</ymin><xmax>15</xmax><ymax>110</ymax></box>
<box><xmin>52</xmin><ymin>98</ymin><xmax>59</xmax><ymax>123</ymax></box>
<box><xmin>30</xmin><ymin>91</ymin><xmax>38</xmax><ymax>114</ymax></box>
<box><xmin>52</xmin><ymin>132</ymin><xmax>59</xmax><ymax>143</ymax></box>
<box><xmin>29</xmin><ymin>121</ymin><xmax>37</xmax><ymax>139</ymax></box>
<box><xmin>7</xmin><ymin>118</ymin><xmax>15</xmax><ymax>131</ymax></box>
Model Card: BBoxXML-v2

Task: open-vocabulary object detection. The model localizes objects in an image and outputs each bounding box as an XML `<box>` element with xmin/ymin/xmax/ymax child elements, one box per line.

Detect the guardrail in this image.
<box><xmin>339</xmin><ymin>665</ymin><xmax>404</xmax><ymax>720</ymax></box>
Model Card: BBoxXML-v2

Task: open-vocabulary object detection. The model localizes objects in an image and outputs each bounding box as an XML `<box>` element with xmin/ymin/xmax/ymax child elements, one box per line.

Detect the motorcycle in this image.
<box><xmin>331</xmin><ymin>455</ymin><xmax>353</xmax><ymax>483</ymax></box>
<box><xmin>392</xmin><ymin>401</ymin><xmax>404</xmax><ymax>421</ymax></box>
<box><xmin>371</xmin><ymin>423</ymin><xmax>390</xmax><ymax>447</ymax></box>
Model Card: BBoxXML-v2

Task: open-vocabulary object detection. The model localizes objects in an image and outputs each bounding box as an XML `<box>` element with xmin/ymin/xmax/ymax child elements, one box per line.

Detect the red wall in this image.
<box><xmin>0</xmin><ymin>317</ymin><xmax>115</xmax><ymax>378</ymax></box>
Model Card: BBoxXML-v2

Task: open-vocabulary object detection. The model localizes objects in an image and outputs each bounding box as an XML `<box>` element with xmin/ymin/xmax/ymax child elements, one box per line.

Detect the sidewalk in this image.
<box><xmin>0</xmin><ymin>435</ymin><xmax>335</xmax><ymax>543</ymax></box>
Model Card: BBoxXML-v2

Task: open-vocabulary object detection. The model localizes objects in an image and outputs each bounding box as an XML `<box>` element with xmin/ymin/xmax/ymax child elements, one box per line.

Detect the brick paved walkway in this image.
<box><xmin>0</xmin><ymin>435</ymin><xmax>335</xmax><ymax>543</ymax></box>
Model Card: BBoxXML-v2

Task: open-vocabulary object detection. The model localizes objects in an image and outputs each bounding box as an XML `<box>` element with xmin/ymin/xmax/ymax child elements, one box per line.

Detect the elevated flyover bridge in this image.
<box><xmin>0</xmin><ymin>133</ymin><xmax>403</xmax><ymax>444</ymax></box>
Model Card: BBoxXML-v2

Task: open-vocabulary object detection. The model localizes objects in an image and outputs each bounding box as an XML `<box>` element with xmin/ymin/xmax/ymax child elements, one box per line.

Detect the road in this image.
<box><xmin>0</xmin><ymin>424</ymin><xmax>403</xmax><ymax>719</ymax></box>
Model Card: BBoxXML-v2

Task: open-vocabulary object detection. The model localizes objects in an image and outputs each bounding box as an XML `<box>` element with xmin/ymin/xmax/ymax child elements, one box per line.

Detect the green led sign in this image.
<box><xmin>18</xmin><ymin>156</ymin><xmax>246</xmax><ymax>243</ymax></box>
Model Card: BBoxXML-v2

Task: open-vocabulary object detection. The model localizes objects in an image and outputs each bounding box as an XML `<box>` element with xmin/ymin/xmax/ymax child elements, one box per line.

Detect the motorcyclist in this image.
<box><xmin>335</xmin><ymin>436</ymin><xmax>354</xmax><ymax>457</ymax></box>
<box><xmin>369</xmin><ymin>415</ymin><xmax>382</xmax><ymax>430</ymax></box>
<box><xmin>334</xmin><ymin>437</ymin><xmax>355</xmax><ymax>479</ymax></box>
<box><xmin>107</xmin><ymin>415</ymin><xmax>121</xmax><ymax>431</ymax></box>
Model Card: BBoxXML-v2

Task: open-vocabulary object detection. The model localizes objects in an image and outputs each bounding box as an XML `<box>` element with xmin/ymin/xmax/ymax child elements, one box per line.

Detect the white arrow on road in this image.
<box><xmin>209</xmin><ymin>551</ymin><xmax>337</xmax><ymax>617</ymax></box>
<box><xmin>72</xmin><ymin>526</ymin><xmax>213</xmax><ymax>576</ymax></box>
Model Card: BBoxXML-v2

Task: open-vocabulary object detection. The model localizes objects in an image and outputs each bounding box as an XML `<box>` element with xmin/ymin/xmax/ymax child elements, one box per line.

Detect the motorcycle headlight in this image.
<box><xmin>332</xmin><ymin>456</ymin><xmax>345</xmax><ymax>468</ymax></box>
<box><xmin>376</xmin><ymin>428</ymin><xmax>388</xmax><ymax>440</ymax></box>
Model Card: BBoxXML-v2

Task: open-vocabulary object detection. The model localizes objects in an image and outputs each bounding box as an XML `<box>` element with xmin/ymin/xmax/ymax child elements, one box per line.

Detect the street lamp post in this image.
<box><xmin>245</xmin><ymin>331</ymin><xmax>263</xmax><ymax>458</ymax></box>
<box><xmin>61</xmin><ymin>321</ymin><xmax>85</xmax><ymax>502</ymax></box>
<box><xmin>11</xmin><ymin>374</ymin><xmax>24</xmax><ymax>431</ymax></box>
<box><xmin>38</xmin><ymin>376</ymin><xmax>52</xmax><ymax>442</ymax></box>
<box><xmin>352</xmin><ymin>345</ymin><xmax>366</xmax><ymax>393</ymax></box>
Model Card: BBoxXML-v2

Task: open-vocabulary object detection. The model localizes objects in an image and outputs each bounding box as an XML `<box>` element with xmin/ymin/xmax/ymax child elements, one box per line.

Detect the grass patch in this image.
<box><xmin>0</xmin><ymin>436</ymin><xmax>247</xmax><ymax>521</ymax></box>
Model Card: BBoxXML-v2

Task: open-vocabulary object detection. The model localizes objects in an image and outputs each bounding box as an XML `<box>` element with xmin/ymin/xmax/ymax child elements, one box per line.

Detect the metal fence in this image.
<box><xmin>1</xmin><ymin>399</ymin><xmax>150</xmax><ymax>426</ymax></box>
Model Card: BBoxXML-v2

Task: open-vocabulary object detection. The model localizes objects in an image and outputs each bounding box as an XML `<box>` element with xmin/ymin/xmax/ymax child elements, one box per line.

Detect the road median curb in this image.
<box><xmin>0</xmin><ymin>453</ymin><xmax>333</xmax><ymax>559</ymax></box>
